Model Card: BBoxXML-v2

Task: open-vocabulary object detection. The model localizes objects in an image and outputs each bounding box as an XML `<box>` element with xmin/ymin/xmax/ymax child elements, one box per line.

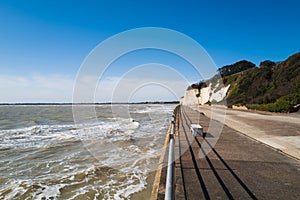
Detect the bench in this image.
<box><xmin>190</xmin><ymin>124</ymin><xmax>204</xmax><ymax>137</ymax></box>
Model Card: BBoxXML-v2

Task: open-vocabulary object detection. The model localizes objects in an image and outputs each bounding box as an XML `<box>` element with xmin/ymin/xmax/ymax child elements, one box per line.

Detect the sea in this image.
<box><xmin>0</xmin><ymin>104</ymin><xmax>175</xmax><ymax>200</ymax></box>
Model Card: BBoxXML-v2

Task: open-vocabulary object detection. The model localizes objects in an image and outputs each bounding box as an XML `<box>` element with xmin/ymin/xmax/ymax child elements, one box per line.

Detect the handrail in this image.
<box><xmin>165</xmin><ymin>115</ymin><xmax>175</xmax><ymax>200</ymax></box>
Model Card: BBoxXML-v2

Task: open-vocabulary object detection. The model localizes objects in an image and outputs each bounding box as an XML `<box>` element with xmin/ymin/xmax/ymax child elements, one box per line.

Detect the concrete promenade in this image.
<box><xmin>154</xmin><ymin>105</ymin><xmax>300</xmax><ymax>200</ymax></box>
<box><xmin>194</xmin><ymin>105</ymin><xmax>300</xmax><ymax>160</ymax></box>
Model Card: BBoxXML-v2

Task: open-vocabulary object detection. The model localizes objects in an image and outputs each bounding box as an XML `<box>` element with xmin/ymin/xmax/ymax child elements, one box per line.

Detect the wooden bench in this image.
<box><xmin>190</xmin><ymin>124</ymin><xmax>204</xmax><ymax>137</ymax></box>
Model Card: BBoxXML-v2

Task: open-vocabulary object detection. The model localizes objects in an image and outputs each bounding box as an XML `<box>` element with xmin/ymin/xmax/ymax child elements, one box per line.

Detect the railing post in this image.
<box><xmin>165</xmin><ymin>114</ymin><xmax>175</xmax><ymax>200</ymax></box>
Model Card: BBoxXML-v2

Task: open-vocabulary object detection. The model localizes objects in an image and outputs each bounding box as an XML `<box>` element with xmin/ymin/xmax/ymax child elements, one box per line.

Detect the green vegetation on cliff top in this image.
<box><xmin>191</xmin><ymin>52</ymin><xmax>300</xmax><ymax>112</ymax></box>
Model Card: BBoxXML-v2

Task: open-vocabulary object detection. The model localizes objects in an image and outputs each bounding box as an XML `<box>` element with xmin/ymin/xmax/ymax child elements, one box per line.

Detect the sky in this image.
<box><xmin>0</xmin><ymin>0</ymin><xmax>299</xmax><ymax>102</ymax></box>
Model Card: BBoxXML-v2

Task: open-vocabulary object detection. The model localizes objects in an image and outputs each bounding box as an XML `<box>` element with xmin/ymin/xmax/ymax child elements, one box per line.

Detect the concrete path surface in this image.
<box><xmin>192</xmin><ymin>105</ymin><xmax>300</xmax><ymax>160</ymax></box>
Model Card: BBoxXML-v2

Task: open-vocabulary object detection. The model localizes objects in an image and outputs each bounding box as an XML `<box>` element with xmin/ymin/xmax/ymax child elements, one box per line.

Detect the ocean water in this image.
<box><xmin>0</xmin><ymin>104</ymin><xmax>175</xmax><ymax>200</ymax></box>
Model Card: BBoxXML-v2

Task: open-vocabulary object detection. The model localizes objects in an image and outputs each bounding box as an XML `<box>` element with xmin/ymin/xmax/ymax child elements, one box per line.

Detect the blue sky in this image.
<box><xmin>0</xmin><ymin>0</ymin><xmax>299</xmax><ymax>102</ymax></box>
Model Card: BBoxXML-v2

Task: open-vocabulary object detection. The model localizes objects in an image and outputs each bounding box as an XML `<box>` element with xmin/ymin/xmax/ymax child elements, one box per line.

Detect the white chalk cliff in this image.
<box><xmin>181</xmin><ymin>82</ymin><xmax>230</xmax><ymax>105</ymax></box>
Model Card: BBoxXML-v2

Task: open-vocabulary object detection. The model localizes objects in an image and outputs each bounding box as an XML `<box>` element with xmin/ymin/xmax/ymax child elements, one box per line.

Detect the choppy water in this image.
<box><xmin>0</xmin><ymin>104</ymin><xmax>175</xmax><ymax>199</ymax></box>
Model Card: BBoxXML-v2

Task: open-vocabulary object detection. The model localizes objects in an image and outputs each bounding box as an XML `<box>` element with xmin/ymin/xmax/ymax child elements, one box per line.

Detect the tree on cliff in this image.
<box><xmin>187</xmin><ymin>80</ymin><xmax>207</xmax><ymax>90</ymax></box>
<box><xmin>217</xmin><ymin>60</ymin><xmax>256</xmax><ymax>77</ymax></box>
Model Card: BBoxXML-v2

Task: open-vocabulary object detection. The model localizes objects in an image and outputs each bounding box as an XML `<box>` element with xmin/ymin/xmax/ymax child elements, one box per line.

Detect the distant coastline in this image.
<box><xmin>0</xmin><ymin>101</ymin><xmax>180</xmax><ymax>106</ymax></box>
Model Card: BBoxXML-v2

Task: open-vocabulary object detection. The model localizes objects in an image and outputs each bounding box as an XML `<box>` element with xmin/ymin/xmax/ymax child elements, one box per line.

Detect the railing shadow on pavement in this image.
<box><xmin>180</xmin><ymin>105</ymin><xmax>258</xmax><ymax>200</ymax></box>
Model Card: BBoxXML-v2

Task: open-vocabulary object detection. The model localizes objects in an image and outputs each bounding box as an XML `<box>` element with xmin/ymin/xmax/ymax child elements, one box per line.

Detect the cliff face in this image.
<box><xmin>180</xmin><ymin>89</ymin><xmax>199</xmax><ymax>105</ymax></box>
<box><xmin>182</xmin><ymin>52</ymin><xmax>300</xmax><ymax>112</ymax></box>
<box><xmin>181</xmin><ymin>78</ymin><xmax>230</xmax><ymax>106</ymax></box>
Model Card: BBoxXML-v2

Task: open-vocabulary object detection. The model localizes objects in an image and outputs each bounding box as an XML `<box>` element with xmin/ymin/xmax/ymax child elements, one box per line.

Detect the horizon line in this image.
<box><xmin>0</xmin><ymin>101</ymin><xmax>180</xmax><ymax>105</ymax></box>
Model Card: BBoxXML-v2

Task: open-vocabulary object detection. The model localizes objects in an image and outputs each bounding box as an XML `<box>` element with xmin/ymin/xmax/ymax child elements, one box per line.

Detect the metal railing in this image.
<box><xmin>165</xmin><ymin>115</ymin><xmax>175</xmax><ymax>200</ymax></box>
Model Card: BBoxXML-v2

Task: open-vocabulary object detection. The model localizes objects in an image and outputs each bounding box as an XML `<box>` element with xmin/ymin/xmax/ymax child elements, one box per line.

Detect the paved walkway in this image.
<box><xmin>192</xmin><ymin>105</ymin><xmax>300</xmax><ymax>160</ymax></box>
<box><xmin>155</xmin><ymin>105</ymin><xmax>300</xmax><ymax>199</ymax></box>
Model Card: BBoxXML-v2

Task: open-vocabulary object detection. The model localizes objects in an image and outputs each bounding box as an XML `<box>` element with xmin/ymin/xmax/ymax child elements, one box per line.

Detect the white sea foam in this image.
<box><xmin>33</xmin><ymin>184</ymin><xmax>65</xmax><ymax>200</ymax></box>
<box><xmin>1</xmin><ymin>181</ymin><xmax>26</xmax><ymax>200</ymax></box>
